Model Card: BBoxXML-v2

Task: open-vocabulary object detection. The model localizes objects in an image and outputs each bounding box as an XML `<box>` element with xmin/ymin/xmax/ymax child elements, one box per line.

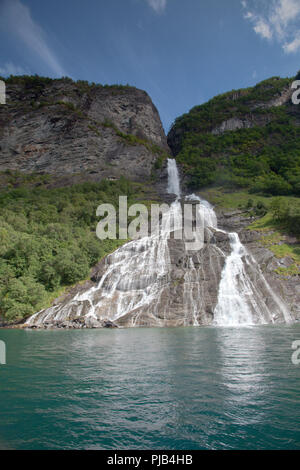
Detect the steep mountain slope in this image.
<box><xmin>168</xmin><ymin>76</ymin><xmax>300</xmax><ymax>195</ymax></box>
<box><xmin>0</xmin><ymin>76</ymin><xmax>169</xmax><ymax>182</ymax></box>
<box><xmin>0</xmin><ymin>75</ymin><xmax>299</xmax><ymax>326</ymax></box>
<box><xmin>0</xmin><ymin>75</ymin><xmax>171</xmax><ymax>324</ymax></box>
<box><xmin>167</xmin><ymin>75</ymin><xmax>299</xmax><ymax>311</ymax></box>
<box><xmin>24</xmin><ymin>160</ymin><xmax>298</xmax><ymax>329</ymax></box>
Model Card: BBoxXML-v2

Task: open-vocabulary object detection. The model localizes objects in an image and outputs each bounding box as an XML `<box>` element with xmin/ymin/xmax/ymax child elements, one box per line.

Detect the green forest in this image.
<box><xmin>0</xmin><ymin>173</ymin><xmax>143</xmax><ymax>323</ymax></box>
<box><xmin>171</xmin><ymin>76</ymin><xmax>300</xmax><ymax>196</ymax></box>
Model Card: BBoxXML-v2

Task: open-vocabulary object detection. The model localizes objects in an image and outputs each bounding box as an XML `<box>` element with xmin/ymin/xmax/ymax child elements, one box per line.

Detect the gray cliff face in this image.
<box><xmin>211</xmin><ymin>86</ymin><xmax>294</xmax><ymax>135</ymax></box>
<box><xmin>0</xmin><ymin>79</ymin><xmax>169</xmax><ymax>182</ymax></box>
<box><xmin>252</xmin><ymin>85</ymin><xmax>293</xmax><ymax>109</ymax></box>
<box><xmin>212</xmin><ymin>117</ymin><xmax>253</xmax><ymax>135</ymax></box>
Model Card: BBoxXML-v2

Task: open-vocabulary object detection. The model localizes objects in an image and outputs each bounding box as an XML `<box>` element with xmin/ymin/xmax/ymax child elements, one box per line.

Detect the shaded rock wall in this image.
<box><xmin>0</xmin><ymin>79</ymin><xmax>169</xmax><ymax>182</ymax></box>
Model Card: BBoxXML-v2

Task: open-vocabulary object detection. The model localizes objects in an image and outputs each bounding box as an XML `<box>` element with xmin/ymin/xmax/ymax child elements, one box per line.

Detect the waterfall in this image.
<box><xmin>185</xmin><ymin>194</ymin><xmax>218</xmax><ymax>229</ymax></box>
<box><xmin>27</xmin><ymin>223</ymin><xmax>172</xmax><ymax>327</ymax></box>
<box><xmin>27</xmin><ymin>160</ymin><xmax>178</xmax><ymax>328</ymax></box>
<box><xmin>26</xmin><ymin>159</ymin><xmax>292</xmax><ymax>328</ymax></box>
<box><xmin>213</xmin><ymin>233</ymin><xmax>268</xmax><ymax>326</ymax></box>
<box><xmin>213</xmin><ymin>232</ymin><xmax>292</xmax><ymax>326</ymax></box>
<box><xmin>167</xmin><ymin>158</ymin><xmax>181</xmax><ymax>198</ymax></box>
<box><xmin>184</xmin><ymin>193</ymin><xmax>292</xmax><ymax>326</ymax></box>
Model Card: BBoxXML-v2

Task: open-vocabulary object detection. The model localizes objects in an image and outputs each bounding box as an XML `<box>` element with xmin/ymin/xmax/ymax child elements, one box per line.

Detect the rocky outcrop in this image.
<box><xmin>212</xmin><ymin>117</ymin><xmax>253</xmax><ymax>135</ymax></box>
<box><xmin>252</xmin><ymin>85</ymin><xmax>292</xmax><ymax>109</ymax></box>
<box><xmin>216</xmin><ymin>209</ymin><xmax>258</xmax><ymax>231</ymax></box>
<box><xmin>0</xmin><ymin>77</ymin><xmax>169</xmax><ymax>182</ymax></box>
<box><xmin>211</xmin><ymin>86</ymin><xmax>294</xmax><ymax>136</ymax></box>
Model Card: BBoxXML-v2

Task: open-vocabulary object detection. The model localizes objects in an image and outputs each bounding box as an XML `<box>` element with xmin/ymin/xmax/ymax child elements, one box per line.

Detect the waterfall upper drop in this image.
<box><xmin>167</xmin><ymin>158</ymin><xmax>181</xmax><ymax>198</ymax></box>
<box><xmin>25</xmin><ymin>159</ymin><xmax>293</xmax><ymax>329</ymax></box>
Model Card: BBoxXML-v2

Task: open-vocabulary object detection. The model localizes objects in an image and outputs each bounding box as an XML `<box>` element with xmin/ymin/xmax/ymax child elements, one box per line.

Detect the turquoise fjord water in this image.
<box><xmin>0</xmin><ymin>326</ymin><xmax>299</xmax><ymax>450</ymax></box>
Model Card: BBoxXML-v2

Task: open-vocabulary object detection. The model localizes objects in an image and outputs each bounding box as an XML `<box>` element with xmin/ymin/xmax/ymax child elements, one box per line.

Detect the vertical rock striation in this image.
<box><xmin>0</xmin><ymin>77</ymin><xmax>169</xmax><ymax>182</ymax></box>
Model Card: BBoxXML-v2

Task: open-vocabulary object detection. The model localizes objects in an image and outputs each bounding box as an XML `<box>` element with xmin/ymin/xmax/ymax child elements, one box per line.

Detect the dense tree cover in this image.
<box><xmin>178</xmin><ymin>122</ymin><xmax>300</xmax><ymax>194</ymax></box>
<box><xmin>173</xmin><ymin>77</ymin><xmax>293</xmax><ymax>135</ymax></box>
<box><xmin>171</xmin><ymin>77</ymin><xmax>300</xmax><ymax>196</ymax></box>
<box><xmin>269</xmin><ymin>198</ymin><xmax>300</xmax><ymax>237</ymax></box>
<box><xmin>0</xmin><ymin>176</ymin><xmax>141</xmax><ymax>322</ymax></box>
<box><xmin>1</xmin><ymin>74</ymin><xmax>135</xmax><ymax>92</ymax></box>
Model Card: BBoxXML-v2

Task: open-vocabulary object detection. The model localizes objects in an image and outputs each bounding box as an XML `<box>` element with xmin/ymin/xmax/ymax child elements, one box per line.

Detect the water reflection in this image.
<box><xmin>0</xmin><ymin>326</ymin><xmax>299</xmax><ymax>449</ymax></box>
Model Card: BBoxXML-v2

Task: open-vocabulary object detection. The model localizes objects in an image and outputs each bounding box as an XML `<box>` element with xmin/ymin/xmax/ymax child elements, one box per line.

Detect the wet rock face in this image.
<box><xmin>162</xmin><ymin>231</ymin><xmax>231</xmax><ymax>326</ymax></box>
<box><xmin>24</xmin><ymin>226</ymin><xmax>232</xmax><ymax>329</ymax></box>
<box><xmin>0</xmin><ymin>80</ymin><xmax>169</xmax><ymax>182</ymax></box>
<box><xmin>23</xmin><ymin>181</ymin><xmax>298</xmax><ymax>330</ymax></box>
<box><xmin>216</xmin><ymin>210</ymin><xmax>299</xmax><ymax>321</ymax></box>
<box><xmin>241</xmin><ymin>231</ymin><xmax>300</xmax><ymax>322</ymax></box>
<box><xmin>24</xmin><ymin>205</ymin><xmax>299</xmax><ymax>329</ymax></box>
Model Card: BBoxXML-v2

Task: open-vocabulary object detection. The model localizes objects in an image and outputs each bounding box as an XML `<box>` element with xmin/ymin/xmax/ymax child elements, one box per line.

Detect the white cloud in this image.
<box><xmin>0</xmin><ymin>62</ymin><xmax>29</xmax><ymax>77</ymax></box>
<box><xmin>147</xmin><ymin>0</ymin><xmax>167</xmax><ymax>14</ymax></box>
<box><xmin>242</xmin><ymin>0</ymin><xmax>300</xmax><ymax>53</ymax></box>
<box><xmin>244</xmin><ymin>11</ymin><xmax>254</xmax><ymax>19</ymax></box>
<box><xmin>283</xmin><ymin>34</ymin><xmax>300</xmax><ymax>52</ymax></box>
<box><xmin>0</xmin><ymin>0</ymin><xmax>66</xmax><ymax>76</ymax></box>
<box><xmin>254</xmin><ymin>19</ymin><xmax>273</xmax><ymax>39</ymax></box>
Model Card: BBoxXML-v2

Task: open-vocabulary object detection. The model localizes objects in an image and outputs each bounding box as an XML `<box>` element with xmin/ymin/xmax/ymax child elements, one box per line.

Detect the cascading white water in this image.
<box><xmin>27</xmin><ymin>160</ymin><xmax>180</xmax><ymax>327</ymax></box>
<box><xmin>185</xmin><ymin>194</ymin><xmax>218</xmax><ymax>229</ymax></box>
<box><xmin>28</xmin><ymin>218</ymin><xmax>173</xmax><ymax>327</ymax></box>
<box><xmin>26</xmin><ymin>158</ymin><xmax>292</xmax><ymax>328</ymax></box>
<box><xmin>213</xmin><ymin>231</ymin><xmax>292</xmax><ymax>326</ymax></box>
<box><xmin>166</xmin><ymin>162</ymin><xmax>289</xmax><ymax>326</ymax></box>
<box><xmin>183</xmin><ymin>194</ymin><xmax>291</xmax><ymax>326</ymax></box>
<box><xmin>167</xmin><ymin>158</ymin><xmax>181</xmax><ymax>198</ymax></box>
<box><xmin>213</xmin><ymin>233</ymin><xmax>265</xmax><ymax>326</ymax></box>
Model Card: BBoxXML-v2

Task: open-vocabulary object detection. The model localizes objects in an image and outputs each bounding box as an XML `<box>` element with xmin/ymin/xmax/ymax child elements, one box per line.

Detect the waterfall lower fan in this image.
<box><xmin>26</xmin><ymin>159</ymin><xmax>292</xmax><ymax>329</ymax></box>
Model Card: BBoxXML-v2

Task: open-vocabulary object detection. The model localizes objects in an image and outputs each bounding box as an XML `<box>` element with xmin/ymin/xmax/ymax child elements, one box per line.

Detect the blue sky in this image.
<box><xmin>0</xmin><ymin>0</ymin><xmax>300</xmax><ymax>131</ymax></box>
